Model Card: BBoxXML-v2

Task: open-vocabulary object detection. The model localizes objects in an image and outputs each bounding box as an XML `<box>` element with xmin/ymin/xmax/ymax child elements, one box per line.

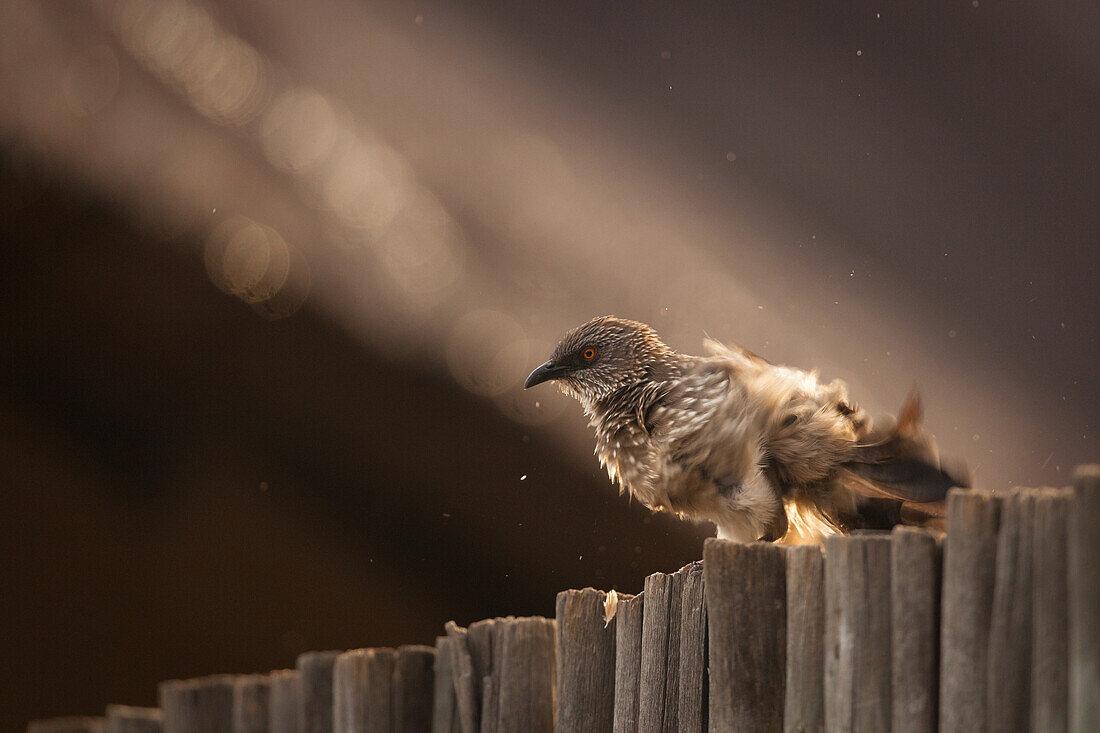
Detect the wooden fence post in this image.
<box><xmin>890</xmin><ymin>527</ymin><xmax>941</xmax><ymax>733</ymax></box>
<box><xmin>432</xmin><ymin>636</ymin><xmax>460</xmax><ymax>733</ymax></box>
<box><xmin>555</xmin><ymin>588</ymin><xmax>616</xmax><ymax>733</ymax></box>
<box><xmin>468</xmin><ymin>619</ymin><xmax>497</xmax><ymax>733</ymax></box>
<box><xmin>232</xmin><ymin>675</ymin><xmax>270</xmax><ymax>733</ymax></box>
<box><xmin>613</xmin><ymin>593</ymin><xmax>643</xmax><ymax>733</ymax></box>
<box><xmin>1070</xmin><ymin>465</ymin><xmax>1100</xmax><ymax>732</ymax></box>
<box><xmin>106</xmin><ymin>706</ymin><xmax>162</xmax><ymax>733</ymax></box>
<box><xmin>704</xmin><ymin>539</ymin><xmax>786</xmax><ymax>733</ymax></box>
<box><xmin>677</xmin><ymin>566</ymin><xmax>707</xmax><ymax>733</ymax></box>
<box><xmin>987</xmin><ymin>489</ymin><xmax>1038</xmax><ymax>731</ymax></box>
<box><xmin>268</xmin><ymin>670</ymin><xmax>301</xmax><ymax>733</ymax></box>
<box><xmin>1032</xmin><ymin>488</ymin><xmax>1072</xmax><ymax>732</ymax></box>
<box><xmin>159</xmin><ymin>675</ymin><xmax>235</xmax><ymax>733</ymax></box>
<box><xmin>394</xmin><ymin>645</ymin><xmax>435</xmax><ymax>733</ymax></box>
<box><xmin>334</xmin><ymin>648</ymin><xmax>395</xmax><ymax>733</ymax></box>
<box><xmin>939</xmin><ymin>489</ymin><xmax>1002</xmax><ymax>733</ymax></box>
<box><xmin>784</xmin><ymin>545</ymin><xmax>824</xmax><ymax>733</ymax></box>
<box><xmin>297</xmin><ymin>651</ymin><xmax>341</xmax><ymax>733</ymax></box>
<box><xmin>105</xmin><ymin>706</ymin><xmax>162</xmax><ymax>733</ymax></box>
<box><xmin>824</xmin><ymin>533</ymin><xmax>892</xmax><ymax>733</ymax></box>
<box><xmin>27</xmin><ymin>717</ymin><xmax>107</xmax><ymax>733</ymax></box>
<box><xmin>444</xmin><ymin>622</ymin><xmax>478</xmax><ymax>733</ymax></box>
<box><xmin>103</xmin><ymin>704</ymin><xmax>161</xmax><ymax>730</ymax></box>
<box><xmin>494</xmin><ymin>617</ymin><xmax>556</xmax><ymax>733</ymax></box>
<box><xmin>638</xmin><ymin>571</ymin><xmax>686</xmax><ymax>732</ymax></box>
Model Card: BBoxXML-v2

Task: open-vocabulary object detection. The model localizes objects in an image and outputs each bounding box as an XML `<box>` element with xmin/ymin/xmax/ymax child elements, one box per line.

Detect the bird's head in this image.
<box><xmin>524</xmin><ymin>316</ymin><xmax>676</xmax><ymax>403</ymax></box>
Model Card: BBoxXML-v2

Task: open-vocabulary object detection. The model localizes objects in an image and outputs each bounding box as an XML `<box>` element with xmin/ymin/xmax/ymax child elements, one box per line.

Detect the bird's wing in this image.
<box><xmin>650</xmin><ymin>356</ymin><xmax>763</xmax><ymax>492</ymax></box>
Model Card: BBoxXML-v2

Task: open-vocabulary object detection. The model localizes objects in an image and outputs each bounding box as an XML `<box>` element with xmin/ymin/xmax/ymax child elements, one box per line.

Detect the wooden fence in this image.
<box><xmin>29</xmin><ymin>466</ymin><xmax>1099</xmax><ymax>733</ymax></box>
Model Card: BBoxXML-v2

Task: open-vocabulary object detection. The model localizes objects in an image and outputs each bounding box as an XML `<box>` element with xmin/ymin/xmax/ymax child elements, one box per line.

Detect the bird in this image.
<box><xmin>524</xmin><ymin>315</ymin><xmax>969</xmax><ymax>544</ymax></box>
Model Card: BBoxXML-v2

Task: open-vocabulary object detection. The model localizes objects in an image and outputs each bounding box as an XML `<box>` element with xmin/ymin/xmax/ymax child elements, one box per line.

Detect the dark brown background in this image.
<box><xmin>1</xmin><ymin>0</ymin><xmax>1096</xmax><ymax>729</ymax></box>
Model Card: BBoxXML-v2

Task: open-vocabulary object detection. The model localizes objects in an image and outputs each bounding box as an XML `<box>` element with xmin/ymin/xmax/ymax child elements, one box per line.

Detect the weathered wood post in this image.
<box><xmin>638</xmin><ymin>571</ymin><xmax>685</xmax><ymax>732</ymax></box>
<box><xmin>232</xmin><ymin>675</ymin><xmax>270</xmax><ymax>733</ymax></box>
<box><xmin>159</xmin><ymin>675</ymin><xmax>235</xmax><ymax>733</ymax></box>
<box><xmin>704</xmin><ymin>539</ymin><xmax>786</xmax><ymax>733</ymax></box>
<box><xmin>105</xmin><ymin>705</ymin><xmax>162</xmax><ymax>733</ymax></box>
<box><xmin>268</xmin><ymin>670</ymin><xmax>301</xmax><ymax>733</ymax></box>
<box><xmin>939</xmin><ymin>489</ymin><xmax>1002</xmax><ymax>733</ymax></box>
<box><xmin>483</xmin><ymin>620</ymin><xmax>502</xmax><ymax>733</ymax></box>
<box><xmin>677</xmin><ymin>565</ymin><xmax>707</xmax><ymax>733</ymax></box>
<box><xmin>334</xmin><ymin>648</ymin><xmax>395</xmax><ymax>733</ymax></box>
<box><xmin>890</xmin><ymin>527</ymin><xmax>941</xmax><ymax>733</ymax></box>
<box><xmin>824</xmin><ymin>532</ymin><xmax>892</xmax><ymax>733</ymax></box>
<box><xmin>1032</xmin><ymin>488</ymin><xmax>1072</xmax><ymax>732</ymax></box>
<box><xmin>444</xmin><ymin>622</ymin><xmax>478</xmax><ymax>733</ymax></box>
<box><xmin>297</xmin><ymin>651</ymin><xmax>341</xmax><ymax>733</ymax></box>
<box><xmin>1070</xmin><ymin>465</ymin><xmax>1100</xmax><ymax>732</ymax></box>
<box><xmin>784</xmin><ymin>545</ymin><xmax>824</xmax><ymax>733</ymax></box>
<box><xmin>494</xmin><ymin>617</ymin><xmax>556</xmax><ymax>733</ymax></box>
<box><xmin>987</xmin><ymin>489</ymin><xmax>1038</xmax><ymax>731</ymax></box>
<box><xmin>394</xmin><ymin>645</ymin><xmax>435</xmax><ymax>733</ymax></box>
<box><xmin>466</xmin><ymin>619</ymin><xmax>495</xmax><ymax>731</ymax></box>
<box><xmin>27</xmin><ymin>717</ymin><xmax>107</xmax><ymax>733</ymax></box>
<box><xmin>432</xmin><ymin>636</ymin><xmax>460</xmax><ymax>733</ymax></box>
<box><xmin>555</xmin><ymin>588</ymin><xmax>616</xmax><ymax>732</ymax></box>
<box><xmin>613</xmin><ymin>592</ymin><xmax>644</xmax><ymax>733</ymax></box>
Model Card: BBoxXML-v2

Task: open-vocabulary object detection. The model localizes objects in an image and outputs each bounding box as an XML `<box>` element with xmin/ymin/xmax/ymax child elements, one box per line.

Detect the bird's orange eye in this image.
<box><xmin>582</xmin><ymin>348</ymin><xmax>596</xmax><ymax>360</ymax></box>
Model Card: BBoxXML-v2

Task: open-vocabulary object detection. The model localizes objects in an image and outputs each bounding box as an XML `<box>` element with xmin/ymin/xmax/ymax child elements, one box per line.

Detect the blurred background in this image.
<box><xmin>1</xmin><ymin>0</ymin><xmax>1096</xmax><ymax>726</ymax></box>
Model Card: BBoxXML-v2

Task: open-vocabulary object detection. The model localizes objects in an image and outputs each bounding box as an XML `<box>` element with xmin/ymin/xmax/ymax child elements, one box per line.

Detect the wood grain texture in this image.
<box><xmin>297</xmin><ymin>651</ymin><xmax>341</xmax><ymax>733</ymax></box>
<box><xmin>334</xmin><ymin>648</ymin><xmax>395</xmax><ymax>733</ymax></box>
<box><xmin>1070</xmin><ymin>465</ymin><xmax>1100</xmax><ymax>733</ymax></box>
<box><xmin>638</xmin><ymin>571</ymin><xmax>685</xmax><ymax>733</ymax></box>
<box><xmin>613</xmin><ymin>593</ymin><xmax>643</xmax><ymax>733</ymax></box>
<box><xmin>480</xmin><ymin>677</ymin><xmax>496</xmax><ymax>733</ymax></box>
<box><xmin>987</xmin><ymin>489</ymin><xmax>1037</xmax><ymax>732</ymax></box>
<box><xmin>676</xmin><ymin>566</ymin><xmax>707</xmax><ymax>733</ymax></box>
<box><xmin>432</xmin><ymin>636</ymin><xmax>461</xmax><ymax>733</ymax></box>
<box><xmin>159</xmin><ymin>675</ymin><xmax>235</xmax><ymax>733</ymax></box>
<box><xmin>784</xmin><ymin>545</ymin><xmax>824</xmax><ymax>733</ymax></box>
<box><xmin>105</xmin><ymin>705</ymin><xmax>162</xmax><ymax>733</ymax></box>
<box><xmin>232</xmin><ymin>675</ymin><xmax>270</xmax><ymax>733</ymax></box>
<box><xmin>704</xmin><ymin>539</ymin><xmax>786</xmax><ymax>733</ymax></box>
<box><xmin>890</xmin><ymin>527</ymin><xmax>941</xmax><ymax>733</ymax></box>
<box><xmin>467</xmin><ymin>620</ymin><xmax>495</xmax><ymax>732</ymax></box>
<box><xmin>268</xmin><ymin>670</ymin><xmax>301</xmax><ymax>733</ymax></box>
<box><xmin>444</xmin><ymin>623</ymin><xmax>478</xmax><ymax>733</ymax></box>
<box><xmin>824</xmin><ymin>533</ymin><xmax>892</xmax><ymax>733</ymax></box>
<box><xmin>939</xmin><ymin>489</ymin><xmax>1002</xmax><ymax>733</ymax></box>
<box><xmin>394</xmin><ymin>645</ymin><xmax>435</xmax><ymax>733</ymax></box>
<box><xmin>495</xmin><ymin>617</ymin><xmax>556</xmax><ymax>733</ymax></box>
<box><xmin>555</xmin><ymin>588</ymin><xmax>616</xmax><ymax>733</ymax></box>
<box><xmin>1031</xmin><ymin>488</ymin><xmax>1072</xmax><ymax>733</ymax></box>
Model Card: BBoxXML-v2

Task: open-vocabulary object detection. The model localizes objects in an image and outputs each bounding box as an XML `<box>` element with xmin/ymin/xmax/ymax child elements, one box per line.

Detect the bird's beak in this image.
<box><xmin>524</xmin><ymin>360</ymin><xmax>569</xmax><ymax>389</ymax></box>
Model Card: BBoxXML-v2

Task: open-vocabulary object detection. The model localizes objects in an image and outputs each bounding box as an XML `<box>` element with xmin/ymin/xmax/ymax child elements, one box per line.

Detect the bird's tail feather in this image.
<box><xmin>841</xmin><ymin>392</ymin><xmax>970</xmax><ymax>505</ymax></box>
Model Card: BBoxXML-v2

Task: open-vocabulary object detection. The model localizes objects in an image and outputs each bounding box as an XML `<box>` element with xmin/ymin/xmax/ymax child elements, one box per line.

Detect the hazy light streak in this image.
<box><xmin>0</xmin><ymin>0</ymin><xmax>1086</xmax><ymax>491</ymax></box>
